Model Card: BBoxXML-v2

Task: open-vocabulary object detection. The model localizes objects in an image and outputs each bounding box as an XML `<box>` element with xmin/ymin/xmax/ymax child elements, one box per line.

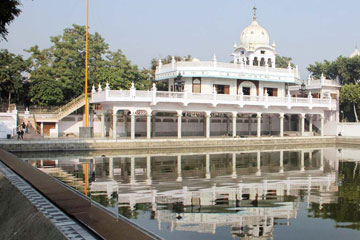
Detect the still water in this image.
<box><xmin>16</xmin><ymin>146</ymin><xmax>360</xmax><ymax>240</ymax></box>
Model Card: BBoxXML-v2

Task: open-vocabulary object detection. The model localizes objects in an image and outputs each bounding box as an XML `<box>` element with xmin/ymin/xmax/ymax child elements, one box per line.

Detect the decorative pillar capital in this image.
<box><xmin>257</xmin><ymin>113</ymin><xmax>262</xmax><ymax>118</ymax></box>
<box><xmin>299</xmin><ymin>113</ymin><xmax>306</xmax><ymax>119</ymax></box>
<box><xmin>279</xmin><ymin>113</ymin><xmax>285</xmax><ymax>119</ymax></box>
<box><xmin>205</xmin><ymin>111</ymin><xmax>211</xmax><ymax>118</ymax></box>
<box><xmin>231</xmin><ymin>112</ymin><xmax>237</xmax><ymax>118</ymax></box>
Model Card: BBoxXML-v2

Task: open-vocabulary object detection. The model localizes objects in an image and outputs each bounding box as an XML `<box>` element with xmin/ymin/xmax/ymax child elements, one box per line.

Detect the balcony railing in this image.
<box><xmin>155</xmin><ymin>61</ymin><xmax>300</xmax><ymax>83</ymax></box>
<box><xmin>91</xmin><ymin>87</ymin><xmax>337</xmax><ymax>110</ymax></box>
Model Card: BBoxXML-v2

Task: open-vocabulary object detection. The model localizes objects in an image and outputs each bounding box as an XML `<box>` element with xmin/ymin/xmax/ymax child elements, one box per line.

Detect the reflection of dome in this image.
<box><xmin>240</xmin><ymin>20</ymin><xmax>270</xmax><ymax>46</ymax></box>
<box><xmin>240</xmin><ymin>7</ymin><xmax>270</xmax><ymax>47</ymax></box>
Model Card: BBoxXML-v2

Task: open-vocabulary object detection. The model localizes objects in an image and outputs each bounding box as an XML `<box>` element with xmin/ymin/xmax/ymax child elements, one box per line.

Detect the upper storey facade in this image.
<box><xmin>155</xmin><ymin>7</ymin><xmax>301</xmax><ymax>97</ymax></box>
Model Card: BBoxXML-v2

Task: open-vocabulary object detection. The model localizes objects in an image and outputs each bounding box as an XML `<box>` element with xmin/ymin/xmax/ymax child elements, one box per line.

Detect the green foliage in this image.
<box><xmin>308</xmin><ymin>162</ymin><xmax>360</xmax><ymax>229</ymax></box>
<box><xmin>308</xmin><ymin>56</ymin><xmax>360</xmax><ymax>122</ymax></box>
<box><xmin>275</xmin><ymin>55</ymin><xmax>295</xmax><ymax>68</ymax></box>
<box><xmin>0</xmin><ymin>49</ymin><xmax>29</xmax><ymax>106</ymax></box>
<box><xmin>340</xmin><ymin>84</ymin><xmax>360</xmax><ymax>105</ymax></box>
<box><xmin>95</xmin><ymin>50</ymin><xmax>151</xmax><ymax>90</ymax></box>
<box><xmin>307</xmin><ymin>56</ymin><xmax>360</xmax><ymax>85</ymax></box>
<box><xmin>26</xmin><ymin>25</ymin><xmax>150</xmax><ymax>106</ymax></box>
<box><xmin>0</xmin><ymin>0</ymin><xmax>21</xmax><ymax>41</ymax></box>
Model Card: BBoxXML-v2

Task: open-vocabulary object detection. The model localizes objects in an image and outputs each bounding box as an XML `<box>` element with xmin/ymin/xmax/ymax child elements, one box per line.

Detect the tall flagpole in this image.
<box><xmin>84</xmin><ymin>0</ymin><xmax>89</xmax><ymax>127</ymax></box>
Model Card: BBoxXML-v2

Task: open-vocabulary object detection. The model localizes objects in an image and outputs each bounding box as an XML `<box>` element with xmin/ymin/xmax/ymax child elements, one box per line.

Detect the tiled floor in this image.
<box><xmin>0</xmin><ymin>161</ymin><xmax>97</xmax><ymax>240</ymax></box>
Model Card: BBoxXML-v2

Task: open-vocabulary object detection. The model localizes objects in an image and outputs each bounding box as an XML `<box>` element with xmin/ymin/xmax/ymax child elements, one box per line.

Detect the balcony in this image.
<box><xmin>155</xmin><ymin>61</ymin><xmax>301</xmax><ymax>83</ymax></box>
<box><xmin>91</xmin><ymin>86</ymin><xmax>337</xmax><ymax>110</ymax></box>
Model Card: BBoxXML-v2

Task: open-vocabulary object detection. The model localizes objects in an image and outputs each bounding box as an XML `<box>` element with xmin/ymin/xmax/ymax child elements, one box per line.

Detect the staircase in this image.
<box><xmin>305</xmin><ymin>118</ymin><xmax>321</xmax><ymax>136</ymax></box>
<box><xmin>33</xmin><ymin>93</ymin><xmax>88</xmax><ymax>122</ymax></box>
<box><xmin>40</xmin><ymin>167</ymin><xmax>86</xmax><ymax>193</ymax></box>
<box><xmin>54</xmin><ymin>93</ymin><xmax>88</xmax><ymax>120</ymax></box>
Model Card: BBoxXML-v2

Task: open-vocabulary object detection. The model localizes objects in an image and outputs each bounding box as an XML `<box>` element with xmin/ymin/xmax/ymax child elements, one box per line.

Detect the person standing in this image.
<box><xmin>21</xmin><ymin>122</ymin><xmax>26</xmax><ymax>135</ymax></box>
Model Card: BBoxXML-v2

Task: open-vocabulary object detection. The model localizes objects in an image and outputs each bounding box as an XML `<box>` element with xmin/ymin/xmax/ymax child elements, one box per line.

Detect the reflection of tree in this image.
<box><xmin>91</xmin><ymin>192</ymin><xmax>118</xmax><ymax>208</ymax></box>
<box><xmin>308</xmin><ymin>162</ymin><xmax>360</xmax><ymax>230</ymax></box>
<box><xmin>118</xmin><ymin>203</ymin><xmax>152</xmax><ymax>219</ymax></box>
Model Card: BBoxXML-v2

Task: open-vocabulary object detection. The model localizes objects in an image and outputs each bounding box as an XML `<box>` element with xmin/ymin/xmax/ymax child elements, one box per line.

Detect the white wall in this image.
<box><xmin>338</xmin><ymin>123</ymin><xmax>360</xmax><ymax>137</ymax></box>
<box><xmin>0</xmin><ymin>113</ymin><xmax>17</xmax><ymax>138</ymax></box>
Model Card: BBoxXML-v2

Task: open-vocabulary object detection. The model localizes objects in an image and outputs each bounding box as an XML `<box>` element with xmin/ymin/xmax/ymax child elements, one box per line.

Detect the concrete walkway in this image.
<box><xmin>0</xmin><ymin>149</ymin><xmax>160</xmax><ymax>240</ymax></box>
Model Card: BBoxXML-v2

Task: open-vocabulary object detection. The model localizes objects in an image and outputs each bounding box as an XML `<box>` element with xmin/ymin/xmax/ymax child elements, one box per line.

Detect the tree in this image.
<box><xmin>94</xmin><ymin>50</ymin><xmax>151</xmax><ymax>90</ymax></box>
<box><xmin>27</xmin><ymin>25</ymin><xmax>150</xmax><ymax>106</ymax></box>
<box><xmin>276</xmin><ymin>55</ymin><xmax>295</xmax><ymax>68</ymax></box>
<box><xmin>340</xmin><ymin>84</ymin><xmax>360</xmax><ymax>122</ymax></box>
<box><xmin>0</xmin><ymin>0</ymin><xmax>22</xmax><ymax>41</ymax></box>
<box><xmin>307</xmin><ymin>56</ymin><xmax>360</xmax><ymax>85</ymax></box>
<box><xmin>150</xmin><ymin>55</ymin><xmax>192</xmax><ymax>91</ymax></box>
<box><xmin>0</xmin><ymin>49</ymin><xmax>28</xmax><ymax>107</ymax></box>
<box><xmin>307</xmin><ymin>56</ymin><xmax>360</xmax><ymax>122</ymax></box>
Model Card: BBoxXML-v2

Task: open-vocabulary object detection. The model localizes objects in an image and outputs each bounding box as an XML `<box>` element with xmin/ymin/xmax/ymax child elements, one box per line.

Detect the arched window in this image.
<box><xmin>268</xmin><ymin>58</ymin><xmax>272</xmax><ymax>67</ymax></box>
<box><xmin>192</xmin><ymin>78</ymin><xmax>201</xmax><ymax>93</ymax></box>
<box><xmin>260</xmin><ymin>58</ymin><xmax>265</xmax><ymax>66</ymax></box>
<box><xmin>253</xmin><ymin>57</ymin><xmax>259</xmax><ymax>66</ymax></box>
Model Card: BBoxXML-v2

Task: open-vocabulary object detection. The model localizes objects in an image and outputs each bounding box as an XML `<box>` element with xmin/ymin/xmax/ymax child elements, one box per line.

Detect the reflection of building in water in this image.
<box><xmin>24</xmin><ymin>148</ymin><xmax>339</xmax><ymax>238</ymax></box>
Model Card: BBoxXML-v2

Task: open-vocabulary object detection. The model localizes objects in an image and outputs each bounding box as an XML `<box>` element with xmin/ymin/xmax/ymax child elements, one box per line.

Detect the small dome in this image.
<box><xmin>240</xmin><ymin>20</ymin><xmax>270</xmax><ymax>47</ymax></box>
<box><xmin>350</xmin><ymin>45</ymin><xmax>360</xmax><ymax>58</ymax></box>
<box><xmin>192</xmin><ymin>58</ymin><xmax>200</xmax><ymax>62</ymax></box>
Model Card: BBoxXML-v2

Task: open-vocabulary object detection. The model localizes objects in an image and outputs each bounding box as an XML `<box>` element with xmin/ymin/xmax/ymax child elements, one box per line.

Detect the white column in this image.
<box><xmin>232</xmin><ymin>112</ymin><xmax>237</xmax><ymax>137</ymax></box>
<box><xmin>279</xmin><ymin>113</ymin><xmax>284</xmax><ymax>137</ymax></box>
<box><xmin>40</xmin><ymin>122</ymin><xmax>44</xmax><ymax>136</ymax></box>
<box><xmin>309</xmin><ymin>115</ymin><xmax>313</xmax><ymax>135</ymax></box>
<box><xmin>205</xmin><ymin>154</ymin><xmax>211</xmax><ymax>179</ymax></box>
<box><xmin>231</xmin><ymin>153</ymin><xmax>237</xmax><ymax>178</ymax></box>
<box><xmin>146</xmin><ymin>156</ymin><xmax>152</xmax><ymax>184</ymax></box>
<box><xmin>146</xmin><ymin>113</ymin><xmax>151</xmax><ymax>139</ymax></box>
<box><xmin>55</xmin><ymin>122</ymin><xmax>59</xmax><ymax>138</ymax></box>
<box><xmin>320</xmin><ymin>114</ymin><xmax>324</xmax><ymax>136</ymax></box>
<box><xmin>205</xmin><ymin>111</ymin><xmax>211</xmax><ymax>138</ymax></box>
<box><xmin>320</xmin><ymin>149</ymin><xmax>324</xmax><ymax>171</ymax></box>
<box><xmin>279</xmin><ymin>150</ymin><xmax>284</xmax><ymax>173</ymax></box>
<box><xmin>151</xmin><ymin>114</ymin><xmax>156</xmax><ymax>137</ymax></box>
<box><xmin>130</xmin><ymin>157</ymin><xmax>136</xmax><ymax>184</ymax></box>
<box><xmin>256</xmin><ymin>151</ymin><xmax>261</xmax><ymax>176</ymax></box>
<box><xmin>300</xmin><ymin>150</ymin><xmax>305</xmax><ymax>172</ymax></box>
<box><xmin>130</xmin><ymin>111</ymin><xmax>136</xmax><ymax>140</ymax></box>
<box><xmin>112</xmin><ymin>113</ymin><xmax>117</xmax><ymax>139</ymax></box>
<box><xmin>177</xmin><ymin>155</ymin><xmax>182</xmax><ymax>182</ymax></box>
<box><xmin>177</xmin><ymin>110</ymin><xmax>182</xmax><ymax>139</ymax></box>
<box><xmin>257</xmin><ymin>113</ymin><xmax>262</xmax><ymax>137</ymax></box>
<box><xmin>109</xmin><ymin>157</ymin><xmax>114</xmax><ymax>179</ymax></box>
<box><xmin>101</xmin><ymin>113</ymin><xmax>105</xmax><ymax>138</ymax></box>
<box><xmin>299</xmin><ymin>113</ymin><xmax>305</xmax><ymax>136</ymax></box>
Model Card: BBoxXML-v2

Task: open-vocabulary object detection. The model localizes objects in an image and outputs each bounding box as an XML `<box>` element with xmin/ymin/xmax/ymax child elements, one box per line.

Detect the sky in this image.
<box><xmin>1</xmin><ymin>0</ymin><xmax>360</xmax><ymax>78</ymax></box>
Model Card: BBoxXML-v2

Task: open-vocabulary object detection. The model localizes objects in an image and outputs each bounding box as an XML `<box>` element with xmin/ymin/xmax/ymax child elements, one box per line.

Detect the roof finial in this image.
<box><xmin>356</xmin><ymin>42</ymin><xmax>358</xmax><ymax>50</ymax></box>
<box><xmin>253</xmin><ymin>6</ymin><xmax>257</xmax><ymax>21</ymax></box>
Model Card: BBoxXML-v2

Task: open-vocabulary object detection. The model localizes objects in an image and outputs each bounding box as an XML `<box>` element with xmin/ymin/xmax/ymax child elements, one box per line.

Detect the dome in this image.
<box><xmin>240</xmin><ymin>7</ymin><xmax>270</xmax><ymax>47</ymax></box>
<box><xmin>350</xmin><ymin>45</ymin><xmax>360</xmax><ymax>58</ymax></box>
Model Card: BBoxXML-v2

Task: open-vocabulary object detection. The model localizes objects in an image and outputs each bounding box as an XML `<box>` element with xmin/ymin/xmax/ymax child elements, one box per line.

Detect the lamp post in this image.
<box><xmin>79</xmin><ymin>0</ymin><xmax>93</xmax><ymax>138</ymax></box>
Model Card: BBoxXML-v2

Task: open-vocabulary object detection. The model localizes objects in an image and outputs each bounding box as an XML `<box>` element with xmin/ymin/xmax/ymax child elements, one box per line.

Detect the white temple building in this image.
<box><xmin>88</xmin><ymin>7</ymin><xmax>339</xmax><ymax>139</ymax></box>
<box><xmin>1</xmin><ymin>7</ymin><xmax>341</xmax><ymax>139</ymax></box>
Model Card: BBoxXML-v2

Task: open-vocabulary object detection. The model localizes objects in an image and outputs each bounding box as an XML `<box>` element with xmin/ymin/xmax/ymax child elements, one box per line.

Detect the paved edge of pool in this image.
<box><xmin>0</xmin><ymin>136</ymin><xmax>341</xmax><ymax>152</ymax></box>
<box><xmin>0</xmin><ymin>149</ymin><xmax>163</xmax><ymax>240</ymax></box>
<box><xmin>0</xmin><ymin>162</ymin><xmax>95</xmax><ymax>240</ymax></box>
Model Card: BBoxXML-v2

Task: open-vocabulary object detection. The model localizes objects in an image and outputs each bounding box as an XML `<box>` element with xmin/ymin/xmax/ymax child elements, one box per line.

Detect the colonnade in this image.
<box><xmin>105</xmin><ymin>150</ymin><xmax>324</xmax><ymax>183</ymax></box>
<box><xmin>101</xmin><ymin>110</ymin><xmax>325</xmax><ymax>139</ymax></box>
